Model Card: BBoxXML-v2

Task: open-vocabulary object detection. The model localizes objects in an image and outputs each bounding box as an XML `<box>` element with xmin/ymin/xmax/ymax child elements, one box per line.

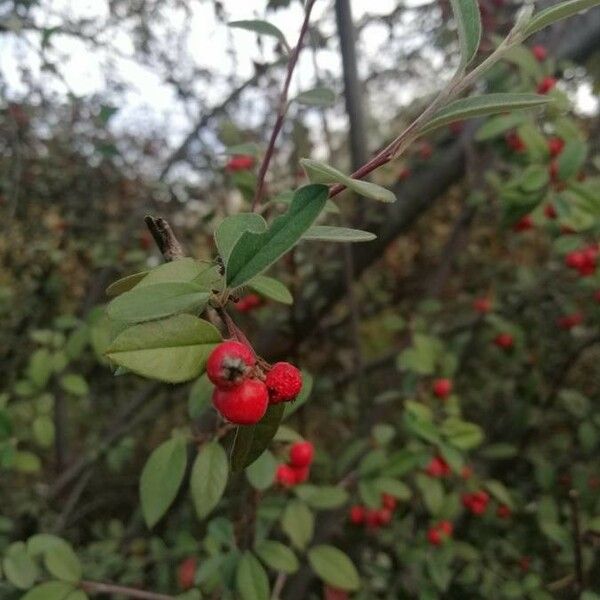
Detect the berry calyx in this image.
<box><xmin>349</xmin><ymin>505</ymin><xmax>365</xmax><ymax>524</ymax></box>
<box><xmin>275</xmin><ymin>464</ymin><xmax>297</xmax><ymax>488</ymax></box>
<box><xmin>532</xmin><ymin>45</ymin><xmax>547</xmax><ymax>61</ymax></box>
<box><xmin>177</xmin><ymin>557</ymin><xmax>197</xmax><ymax>590</ymax></box>
<box><xmin>206</xmin><ymin>341</ymin><xmax>255</xmax><ymax>389</ymax></box>
<box><xmin>289</xmin><ymin>441</ymin><xmax>314</xmax><ymax>468</ymax></box>
<box><xmin>432</xmin><ymin>378</ymin><xmax>453</xmax><ymax>399</ymax></box>
<box><xmin>212</xmin><ymin>379</ymin><xmax>268</xmax><ymax>425</ymax></box>
<box><xmin>265</xmin><ymin>362</ymin><xmax>303</xmax><ymax>404</ymax></box>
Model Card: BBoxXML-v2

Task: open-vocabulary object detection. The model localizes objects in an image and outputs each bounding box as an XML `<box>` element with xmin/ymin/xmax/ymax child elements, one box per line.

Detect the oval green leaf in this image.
<box><xmin>302</xmin><ymin>225</ymin><xmax>376</xmax><ymax>243</ymax></box>
<box><xmin>449</xmin><ymin>0</ymin><xmax>482</xmax><ymax>68</ymax></box>
<box><xmin>523</xmin><ymin>0</ymin><xmax>600</xmax><ymax>36</ymax></box>
<box><xmin>255</xmin><ymin>540</ymin><xmax>299</xmax><ymax>574</ymax></box>
<box><xmin>44</xmin><ymin>544</ymin><xmax>82</xmax><ymax>583</ymax></box>
<box><xmin>247</xmin><ymin>275</ymin><xmax>293</xmax><ymax>305</ymax></box>
<box><xmin>21</xmin><ymin>582</ymin><xmax>75</xmax><ymax>600</ymax></box>
<box><xmin>281</xmin><ymin>500</ymin><xmax>314</xmax><ymax>550</ymax></box>
<box><xmin>215</xmin><ymin>213</ymin><xmax>267</xmax><ymax>266</ymax></box>
<box><xmin>235</xmin><ymin>551</ymin><xmax>270</xmax><ymax>600</ymax></box>
<box><xmin>191</xmin><ymin>441</ymin><xmax>229</xmax><ymax>520</ymax></box>
<box><xmin>307</xmin><ymin>545</ymin><xmax>360</xmax><ymax>591</ymax></box>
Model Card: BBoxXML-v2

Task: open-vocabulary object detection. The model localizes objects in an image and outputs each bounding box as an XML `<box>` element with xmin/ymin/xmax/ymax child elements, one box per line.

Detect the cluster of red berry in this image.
<box><xmin>348</xmin><ymin>493</ymin><xmax>398</xmax><ymax>529</ymax></box>
<box><xmin>234</xmin><ymin>293</ymin><xmax>263</xmax><ymax>313</ymax></box>
<box><xmin>207</xmin><ymin>341</ymin><xmax>302</xmax><ymax>425</ymax></box>
<box><xmin>556</xmin><ymin>312</ymin><xmax>583</xmax><ymax>330</ymax></box>
<box><xmin>275</xmin><ymin>441</ymin><xmax>314</xmax><ymax>487</ymax></box>
<box><xmin>426</xmin><ymin>520</ymin><xmax>454</xmax><ymax>546</ymax></box>
<box><xmin>565</xmin><ymin>244</ymin><xmax>598</xmax><ymax>277</ymax></box>
<box><xmin>225</xmin><ymin>154</ymin><xmax>254</xmax><ymax>172</ymax></box>
<box><xmin>462</xmin><ymin>490</ymin><xmax>490</xmax><ymax>515</ymax></box>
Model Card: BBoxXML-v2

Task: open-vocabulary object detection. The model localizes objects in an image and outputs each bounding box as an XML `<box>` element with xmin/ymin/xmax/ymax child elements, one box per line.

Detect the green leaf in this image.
<box><xmin>246</xmin><ymin>450</ymin><xmax>277</xmax><ymax>491</ymax></box>
<box><xmin>229</xmin><ymin>19</ymin><xmax>288</xmax><ymax>49</ymax></box>
<box><xmin>59</xmin><ymin>374</ymin><xmax>88</xmax><ymax>397</ymax></box>
<box><xmin>484</xmin><ymin>479</ymin><xmax>514</xmax><ymax>509</ymax></box>
<box><xmin>255</xmin><ymin>540</ymin><xmax>299</xmax><ymax>574</ymax></box>
<box><xmin>14</xmin><ymin>451</ymin><xmax>42</xmax><ymax>473</ymax></box>
<box><xmin>105</xmin><ymin>314</ymin><xmax>221</xmax><ymax>383</ymax></box>
<box><xmin>21</xmin><ymin>582</ymin><xmax>75</xmax><ymax>600</ymax></box>
<box><xmin>294</xmin><ymin>485</ymin><xmax>349</xmax><ymax>509</ymax></box>
<box><xmin>372</xmin><ymin>477</ymin><xmax>411</xmax><ymax>501</ymax></box>
<box><xmin>3</xmin><ymin>543</ymin><xmax>39</xmax><ymax>589</ymax></box>
<box><xmin>248</xmin><ymin>275</ymin><xmax>293</xmax><ymax>305</ymax></box>
<box><xmin>523</xmin><ymin>0</ymin><xmax>600</xmax><ymax>36</ymax></box>
<box><xmin>140</xmin><ymin>436</ymin><xmax>187</xmax><ymax>528</ymax></box>
<box><xmin>449</xmin><ymin>0</ymin><xmax>482</xmax><ymax>68</ymax></box>
<box><xmin>442</xmin><ymin>418</ymin><xmax>484</xmax><ymax>450</ymax></box>
<box><xmin>416</xmin><ymin>474</ymin><xmax>444</xmax><ymax>515</ymax></box>
<box><xmin>231</xmin><ymin>404</ymin><xmax>285</xmax><ymax>471</ymax></box>
<box><xmin>302</xmin><ymin>225</ymin><xmax>376</xmax><ymax>243</ymax></box>
<box><xmin>188</xmin><ymin>374</ymin><xmax>213</xmax><ymax>420</ymax></box>
<box><xmin>136</xmin><ymin>258</ymin><xmax>207</xmax><ymax>287</ymax></box>
<box><xmin>44</xmin><ymin>543</ymin><xmax>82</xmax><ymax>583</ymax></box>
<box><xmin>191</xmin><ymin>441</ymin><xmax>229</xmax><ymax>520</ymax></box>
<box><xmin>294</xmin><ymin>87</ymin><xmax>336</xmax><ymax>106</ymax></box>
<box><xmin>300</xmin><ymin>159</ymin><xmax>395</xmax><ymax>203</ymax></box>
<box><xmin>27</xmin><ymin>535</ymin><xmax>71</xmax><ymax>557</ymax></box>
<box><xmin>33</xmin><ymin>415</ymin><xmax>55</xmax><ymax>448</ymax></box>
<box><xmin>236</xmin><ymin>551</ymin><xmax>270</xmax><ymax>600</ymax></box>
<box><xmin>27</xmin><ymin>349</ymin><xmax>53</xmax><ymax>389</ymax></box>
<box><xmin>558</xmin><ymin>139</ymin><xmax>587</xmax><ymax>180</ymax></box>
<box><xmin>226</xmin><ymin>185</ymin><xmax>328</xmax><ymax>288</ymax></box>
<box><xmin>105</xmin><ymin>271</ymin><xmax>150</xmax><ymax>297</ymax></box>
<box><xmin>422</xmin><ymin>93</ymin><xmax>552</xmax><ymax>135</ymax></box>
<box><xmin>215</xmin><ymin>213</ymin><xmax>267</xmax><ymax>266</ymax></box>
<box><xmin>307</xmin><ymin>545</ymin><xmax>360</xmax><ymax>592</ymax></box>
<box><xmin>281</xmin><ymin>500</ymin><xmax>314</xmax><ymax>550</ymax></box>
<box><xmin>107</xmin><ymin>282</ymin><xmax>209</xmax><ymax>323</ymax></box>
<box><xmin>224</xmin><ymin>142</ymin><xmax>261</xmax><ymax>157</ymax></box>
<box><xmin>475</xmin><ymin>113</ymin><xmax>528</xmax><ymax>141</ymax></box>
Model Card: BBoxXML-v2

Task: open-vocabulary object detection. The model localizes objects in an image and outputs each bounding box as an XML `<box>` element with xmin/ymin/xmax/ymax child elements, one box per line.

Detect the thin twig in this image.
<box><xmin>144</xmin><ymin>215</ymin><xmax>185</xmax><ymax>261</ymax></box>
<box><xmin>251</xmin><ymin>0</ymin><xmax>318</xmax><ymax>211</ymax></box>
<box><xmin>271</xmin><ymin>572</ymin><xmax>288</xmax><ymax>599</ymax></box>
<box><xmin>569</xmin><ymin>489</ymin><xmax>585</xmax><ymax>597</ymax></box>
<box><xmin>80</xmin><ymin>580</ymin><xmax>174</xmax><ymax>600</ymax></box>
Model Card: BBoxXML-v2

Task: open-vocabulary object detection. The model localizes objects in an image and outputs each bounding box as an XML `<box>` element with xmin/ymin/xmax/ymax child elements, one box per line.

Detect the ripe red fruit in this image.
<box><xmin>292</xmin><ymin>464</ymin><xmax>310</xmax><ymax>484</ymax></box>
<box><xmin>547</xmin><ymin>137</ymin><xmax>565</xmax><ymax>158</ymax></box>
<box><xmin>505</xmin><ymin>131</ymin><xmax>526</xmax><ymax>153</ymax></box>
<box><xmin>225</xmin><ymin>154</ymin><xmax>254</xmax><ymax>172</ymax></box>
<box><xmin>544</xmin><ymin>203</ymin><xmax>557</xmax><ymax>219</ymax></box>
<box><xmin>537</xmin><ymin>76</ymin><xmax>557</xmax><ymax>94</ymax></box>
<box><xmin>275</xmin><ymin>464</ymin><xmax>297</xmax><ymax>487</ymax></box>
<box><xmin>139</xmin><ymin>230</ymin><xmax>153</xmax><ymax>250</ymax></box>
<box><xmin>497</xmin><ymin>504</ymin><xmax>512</xmax><ymax>519</ymax></box>
<box><xmin>438</xmin><ymin>520</ymin><xmax>453</xmax><ymax>536</ymax></box>
<box><xmin>234</xmin><ymin>294</ymin><xmax>263</xmax><ymax>313</ymax></box>
<box><xmin>494</xmin><ymin>333</ymin><xmax>514</xmax><ymax>350</ymax></box>
<box><xmin>397</xmin><ymin>166</ymin><xmax>411</xmax><ymax>181</ymax></box>
<box><xmin>513</xmin><ymin>214</ymin><xmax>534</xmax><ymax>232</ymax></box>
<box><xmin>382</xmin><ymin>493</ymin><xmax>397</xmax><ymax>511</ymax></box>
<box><xmin>462</xmin><ymin>491</ymin><xmax>490</xmax><ymax>515</ymax></box>
<box><xmin>376</xmin><ymin>508</ymin><xmax>393</xmax><ymax>526</ymax></box>
<box><xmin>289</xmin><ymin>441</ymin><xmax>314</xmax><ymax>468</ymax></box>
<box><xmin>432</xmin><ymin>378</ymin><xmax>453</xmax><ymax>399</ymax></box>
<box><xmin>532</xmin><ymin>45</ymin><xmax>547</xmax><ymax>61</ymax></box>
<box><xmin>461</xmin><ymin>465</ymin><xmax>474</xmax><ymax>480</ymax></box>
<box><xmin>418</xmin><ymin>141</ymin><xmax>433</xmax><ymax>159</ymax></box>
<box><xmin>427</xmin><ymin>527</ymin><xmax>442</xmax><ymax>546</ymax></box>
<box><xmin>549</xmin><ymin>160</ymin><xmax>560</xmax><ymax>182</ymax></box>
<box><xmin>556</xmin><ymin>313</ymin><xmax>583</xmax><ymax>330</ymax></box>
<box><xmin>265</xmin><ymin>362</ymin><xmax>302</xmax><ymax>404</ymax></box>
<box><xmin>473</xmin><ymin>297</ymin><xmax>492</xmax><ymax>314</ymax></box>
<box><xmin>349</xmin><ymin>505</ymin><xmax>365</xmax><ymax>524</ymax></box>
<box><xmin>324</xmin><ymin>586</ymin><xmax>349</xmax><ymax>600</ymax></box>
<box><xmin>177</xmin><ymin>557</ymin><xmax>196</xmax><ymax>590</ymax></box>
<box><xmin>426</xmin><ymin>455</ymin><xmax>451</xmax><ymax>478</ymax></box>
<box><xmin>206</xmin><ymin>341</ymin><xmax>255</xmax><ymax>389</ymax></box>
<box><xmin>365</xmin><ymin>509</ymin><xmax>380</xmax><ymax>529</ymax></box>
<box><xmin>212</xmin><ymin>379</ymin><xmax>268</xmax><ymax>425</ymax></box>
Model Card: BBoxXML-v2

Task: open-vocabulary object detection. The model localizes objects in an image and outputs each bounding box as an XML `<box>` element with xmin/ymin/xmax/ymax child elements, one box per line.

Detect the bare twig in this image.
<box><xmin>569</xmin><ymin>489</ymin><xmax>585</xmax><ymax>597</ymax></box>
<box><xmin>251</xmin><ymin>0</ymin><xmax>318</xmax><ymax>211</ymax></box>
<box><xmin>271</xmin><ymin>572</ymin><xmax>288</xmax><ymax>599</ymax></box>
<box><xmin>144</xmin><ymin>216</ymin><xmax>185</xmax><ymax>261</ymax></box>
<box><xmin>80</xmin><ymin>580</ymin><xmax>174</xmax><ymax>600</ymax></box>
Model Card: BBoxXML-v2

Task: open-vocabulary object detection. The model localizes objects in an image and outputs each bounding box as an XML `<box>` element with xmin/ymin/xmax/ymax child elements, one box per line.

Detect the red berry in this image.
<box><xmin>505</xmin><ymin>131</ymin><xmax>526</xmax><ymax>153</ymax></box>
<box><xmin>365</xmin><ymin>509</ymin><xmax>380</xmax><ymax>529</ymax></box>
<box><xmin>139</xmin><ymin>230</ymin><xmax>153</xmax><ymax>250</ymax></box>
<box><xmin>565</xmin><ymin>251</ymin><xmax>586</xmax><ymax>270</ymax></box>
<box><xmin>275</xmin><ymin>464</ymin><xmax>297</xmax><ymax>487</ymax></box>
<box><xmin>427</xmin><ymin>527</ymin><xmax>442</xmax><ymax>546</ymax></box>
<box><xmin>463</xmin><ymin>491</ymin><xmax>490</xmax><ymax>515</ymax></box>
<box><xmin>557</xmin><ymin>313</ymin><xmax>583</xmax><ymax>330</ymax></box>
<box><xmin>265</xmin><ymin>362</ymin><xmax>302</xmax><ymax>404</ymax></box>
<box><xmin>324</xmin><ymin>586</ymin><xmax>349</xmax><ymax>600</ymax></box>
<box><xmin>513</xmin><ymin>214</ymin><xmax>534</xmax><ymax>232</ymax></box>
<box><xmin>544</xmin><ymin>203</ymin><xmax>557</xmax><ymax>219</ymax></box>
<box><xmin>549</xmin><ymin>160</ymin><xmax>560</xmax><ymax>182</ymax></box>
<box><xmin>206</xmin><ymin>341</ymin><xmax>255</xmax><ymax>389</ymax></box>
<box><xmin>518</xmin><ymin>556</ymin><xmax>531</xmax><ymax>572</ymax></box>
<box><xmin>177</xmin><ymin>557</ymin><xmax>196</xmax><ymax>590</ymax></box>
<box><xmin>382</xmin><ymin>493</ymin><xmax>397</xmax><ymax>511</ymax></box>
<box><xmin>449</xmin><ymin>120</ymin><xmax>464</xmax><ymax>135</ymax></box>
<box><xmin>432</xmin><ymin>378</ymin><xmax>453</xmax><ymax>399</ymax></box>
<box><xmin>537</xmin><ymin>76</ymin><xmax>557</xmax><ymax>94</ymax></box>
<box><xmin>418</xmin><ymin>141</ymin><xmax>433</xmax><ymax>160</ymax></box>
<box><xmin>497</xmin><ymin>504</ymin><xmax>512</xmax><ymax>519</ymax></box>
<box><xmin>438</xmin><ymin>520</ymin><xmax>453</xmax><ymax>536</ymax></box>
<box><xmin>349</xmin><ymin>505</ymin><xmax>365</xmax><ymax>525</ymax></box>
<box><xmin>397</xmin><ymin>167</ymin><xmax>411</xmax><ymax>181</ymax></box>
<box><xmin>426</xmin><ymin>456</ymin><xmax>451</xmax><ymax>478</ymax></box>
<box><xmin>234</xmin><ymin>294</ymin><xmax>263</xmax><ymax>313</ymax></box>
<box><xmin>225</xmin><ymin>154</ymin><xmax>254</xmax><ymax>172</ymax></box>
<box><xmin>532</xmin><ymin>45</ymin><xmax>547</xmax><ymax>61</ymax></box>
<box><xmin>376</xmin><ymin>508</ymin><xmax>393</xmax><ymax>526</ymax></box>
<box><xmin>289</xmin><ymin>441</ymin><xmax>314</xmax><ymax>468</ymax></box>
<box><xmin>494</xmin><ymin>333</ymin><xmax>514</xmax><ymax>350</ymax></box>
<box><xmin>547</xmin><ymin>137</ymin><xmax>565</xmax><ymax>158</ymax></box>
<box><xmin>473</xmin><ymin>297</ymin><xmax>492</xmax><ymax>314</ymax></box>
<box><xmin>291</xmin><ymin>464</ymin><xmax>310</xmax><ymax>484</ymax></box>
<box><xmin>212</xmin><ymin>379</ymin><xmax>268</xmax><ymax>425</ymax></box>
<box><xmin>595</xmin><ymin>290</ymin><xmax>600</xmax><ymax>304</ymax></box>
<box><xmin>461</xmin><ymin>465</ymin><xmax>474</xmax><ymax>480</ymax></box>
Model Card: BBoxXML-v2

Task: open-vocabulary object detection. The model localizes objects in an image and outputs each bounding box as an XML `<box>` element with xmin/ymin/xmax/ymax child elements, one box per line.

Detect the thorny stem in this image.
<box><xmin>251</xmin><ymin>0</ymin><xmax>318</xmax><ymax>212</ymax></box>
